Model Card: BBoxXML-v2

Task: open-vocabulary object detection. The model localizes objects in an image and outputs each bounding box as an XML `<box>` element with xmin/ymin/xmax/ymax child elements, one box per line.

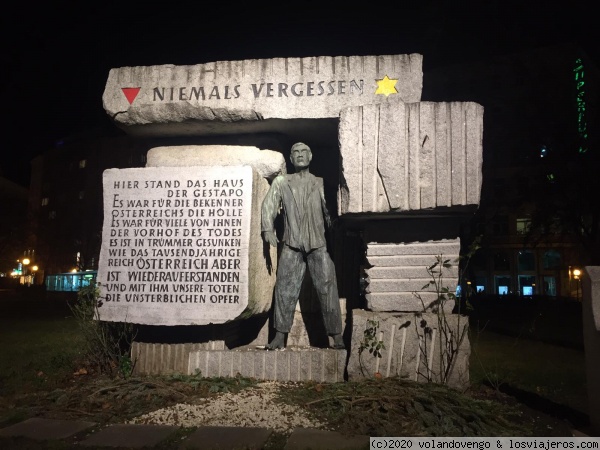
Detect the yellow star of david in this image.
<box><xmin>375</xmin><ymin>75</ymin><xmax>398</xmax><ymax>96</ymax></box>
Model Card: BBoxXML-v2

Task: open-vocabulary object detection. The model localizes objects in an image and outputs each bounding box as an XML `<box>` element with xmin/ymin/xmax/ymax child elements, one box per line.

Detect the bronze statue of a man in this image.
<box><xmin>261</xmin><ymin>142</ymin><xmax>344</xmax><ymax>350</ymax></box>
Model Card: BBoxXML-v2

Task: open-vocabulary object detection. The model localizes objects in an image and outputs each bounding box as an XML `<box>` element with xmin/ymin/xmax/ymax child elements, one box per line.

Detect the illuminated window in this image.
<box><xmin>543</xmin><ymin>276</ymin><xmax>557</xmax><ymax>296</ymax></box>
<box><xmin>495</xmin><ymin>276</ymin><xmax>511</xmax><ymax>295</ymax></box>
<box><xmin>79</xmin><ymin>159</ymin><xmax>87</xmax><ymax>169</ymax></box>
<box><xmin>41</xmin><ymin>197</ymin><xmax>49</xmax><ymax>206</ymax></box>
<box><xmin>519</xmin><ymin>275</ymin><xmax>536</xmax><ymax>295</ymax></box>
<box><xmin>79</xmin><ymin>191</ymin><xmax>85</xmax><ymax>200</ymax></box>
<box><xmin>49</xmin><ymin>211</ymin><xmax>56</xmax><ymax>219</ymax></box>
<box><xmin>516</xmin><ymin>218</ymin><xmax>531</xmax><ymax>235</ymax></box>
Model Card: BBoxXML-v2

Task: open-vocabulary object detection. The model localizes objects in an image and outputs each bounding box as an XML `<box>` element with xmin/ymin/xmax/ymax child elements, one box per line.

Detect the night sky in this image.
<box><xmin>1</xmin><ymin>2</ymin><xmax>596</xmax><ymax>187</ymax></box>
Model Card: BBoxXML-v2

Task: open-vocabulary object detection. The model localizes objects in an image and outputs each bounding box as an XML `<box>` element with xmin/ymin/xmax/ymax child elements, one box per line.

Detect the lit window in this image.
<box><xmin>49</xmin><ymin>211</ymin><xmax>56</xmax><ymax>219</ymax></box>
<box><xmin>79</xmin><ymin>191</ymin><xmax>85</xmax><ymax>200</ymax></box>
<box><xmin>41</xmin><ymin>197</ymin><xmax>49</xmax><ymax>206</ymax></box>
<box><xmin>79</xmin><ymin>159</ymin><xmax>87</xmax><ymax>169</ymax></box>
<box><xmin>516</xmin><ymin>218</ymin><xmax>531</xmax><ymax>235</ymax></box>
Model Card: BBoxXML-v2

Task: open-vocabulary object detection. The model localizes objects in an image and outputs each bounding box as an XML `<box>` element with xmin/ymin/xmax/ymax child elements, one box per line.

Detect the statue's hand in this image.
<box><xmin>262</xmin><ymin>230</ymin><xmax>279</xmax><ymax>247</ymax></box>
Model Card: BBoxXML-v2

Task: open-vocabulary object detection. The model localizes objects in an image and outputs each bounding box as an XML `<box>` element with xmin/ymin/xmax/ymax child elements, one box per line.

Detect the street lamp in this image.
<box><xmin>573</xmin><ymin>268</ymin><xmax>582</xmax><ymax>301</ymax></box>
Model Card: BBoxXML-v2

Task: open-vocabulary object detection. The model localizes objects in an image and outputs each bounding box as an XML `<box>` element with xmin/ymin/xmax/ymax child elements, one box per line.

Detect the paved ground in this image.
<box><xmin>0</xmin><ymin>418</ymin><xmax>370</xmax><ymax>449</ymax></box>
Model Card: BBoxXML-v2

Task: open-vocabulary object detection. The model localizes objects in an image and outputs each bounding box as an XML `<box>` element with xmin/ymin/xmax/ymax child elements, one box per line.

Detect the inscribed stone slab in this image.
<box><xmin>97</xmin><ymin>166</ymin><xmax>253</xmax><ymax>325</ymax></box>
<box><xmin>102</xmin><ymin>55</ymin><xmax>423</xmax><ymax>132</ymax></box>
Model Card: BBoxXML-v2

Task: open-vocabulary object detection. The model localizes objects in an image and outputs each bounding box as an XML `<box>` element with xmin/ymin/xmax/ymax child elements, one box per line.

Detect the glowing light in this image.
<box><xmin>574</xmin><ymin>58</ymin><xmax>588</xmax><ymax>153</ymax></box>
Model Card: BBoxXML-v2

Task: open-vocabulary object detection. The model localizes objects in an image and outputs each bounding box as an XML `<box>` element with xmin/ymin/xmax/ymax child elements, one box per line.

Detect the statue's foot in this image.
<box><xmin>265</xmin><ymin>332</ymin><xmax>286</xmax><ymax>350</ymax></box>
<box><xmin>331</xmin><ymin>333</ymin><xmax>345</xmax><ymax>349</ymax></box>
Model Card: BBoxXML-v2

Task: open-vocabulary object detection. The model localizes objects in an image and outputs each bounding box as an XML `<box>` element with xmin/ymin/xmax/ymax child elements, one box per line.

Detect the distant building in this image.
<box><xmin>0</xmin><ymin>176</ymin><xmax>28</xmax><ymax>284</ymax></box>
<box><xmin>424</xmin><ymin>44</ymin><xmax>599</xmax><ymax>298</ymax></box>
<box><xmin>26</xmin><ymin>125</ymin><xmax>153</xmax><ymax>279</ymax></box>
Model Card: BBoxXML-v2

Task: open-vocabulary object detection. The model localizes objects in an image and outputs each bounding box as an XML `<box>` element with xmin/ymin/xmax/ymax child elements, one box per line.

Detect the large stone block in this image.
<box><xmin>583</xmin><ymin>266</ymin><xmax>600</xmax><ymax>435</ymax></box>
<box><xmin>364</xmin><ymin>240</ymin><xmax>460</xmax><ymax>313</ymax></box>
<box><xmin>96</xmin><ymin>165</ymin><xmax>276</xmax><ymax>325</ymax></box>
<box><xmin>347</xmin><ymin>309</ymin><xmax>470</xmax><ymax>390</ymax></box>
<box><xmin>339</xmin><ymin>101</ymin><xmax>483</xmax><ymax>214</ymax></box>
<box><xmin>102</xmin><ymin>55</ymin><xmax>422</xmax><ymax>136</ymax></box>
<box><xmin>146</xmin><ymin>145</ymin><xmax>286</xmax><ymax>181</ymax></box>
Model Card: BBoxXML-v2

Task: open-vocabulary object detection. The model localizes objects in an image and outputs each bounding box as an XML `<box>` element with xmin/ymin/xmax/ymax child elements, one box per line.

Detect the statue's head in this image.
<box><xmin>290</xmin><ymin>142</ymin><xmax>312</xmax><ymax>170</ymax></box>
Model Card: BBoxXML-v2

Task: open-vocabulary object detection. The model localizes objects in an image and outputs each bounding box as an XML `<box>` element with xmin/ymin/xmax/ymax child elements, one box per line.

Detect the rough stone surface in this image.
<box><xmin>103</xmin><ymin>55</ymin><xmax>423</xmax><ymax>134</ymax></box>
<box><xmin>347</xmin><ymin>309</ymin><xmax>470</xmax><ymax>390</ymax></box>
<box><xmin>96</xmin><ymin>165</ymin><xmax>277</xmax><ymax>325</ymax></box>
<box><xmin>188</xmin><ymin>348</ymin><xmax>346</xmax><ymax>382</ymax></box>
<box><xmin>365</xmin><ymin>239</ymin><xmax>460</xmax><ymax>313</ymax></box>
<box><xmin>147</xmin><ymin>145</ymin><xmax>286</xmax><ymax>181</ymax></box>
<box><xmin>338</xmin><ymin>101</ymin><xmax>483</xmax><ymax>214</ymax></box>
<box><xmin>131</xmin><ymin>341</ymin><xmax>226</xmax><ymax>376</ymax></box>
<box><xmin>582</xmin><ymin>266</ymin><xmax>600</xmax><ymax>435</ymax></box>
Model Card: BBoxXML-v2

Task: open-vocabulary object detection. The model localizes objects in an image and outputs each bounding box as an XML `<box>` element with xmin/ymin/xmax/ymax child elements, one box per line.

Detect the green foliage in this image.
<box><xmin>70</xmin><ymin>283</ymin><xmax>137</xmax><ymax>378</ymax></box>
<box><xmin>358</xmin><ymin>318</ymin><xmax>385</xmax><ymax>376</ymax></box>
<box><xmin>413</xmin><ymin>250</ymin><xmax>472</xmax><ymax>386</ymax></box>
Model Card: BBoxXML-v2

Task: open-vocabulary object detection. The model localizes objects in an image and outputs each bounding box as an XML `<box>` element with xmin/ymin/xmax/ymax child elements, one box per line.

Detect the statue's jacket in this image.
<box><xmin>261</xmin><ymin>173</ymin><xmax>331</xmax><ymax>251</ymax></box>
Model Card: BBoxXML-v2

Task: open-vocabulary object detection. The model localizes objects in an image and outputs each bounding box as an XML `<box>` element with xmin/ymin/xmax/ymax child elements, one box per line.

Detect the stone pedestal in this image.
<box><xmin>347</xmin><ymin>309</ymin><xmax>470</xmax><ymax>391</ymax></box>
<box><xmin>582</xmin><ymin>266</ymin><xmax>600</xmax><ymax>435</ymax></box>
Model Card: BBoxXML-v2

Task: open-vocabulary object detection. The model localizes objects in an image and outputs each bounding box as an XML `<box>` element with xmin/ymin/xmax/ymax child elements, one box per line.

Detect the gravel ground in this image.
<box><xmin>128</xmin><ymin>381</ymin><xmax>327</xmax><ymax>433</ymax></box>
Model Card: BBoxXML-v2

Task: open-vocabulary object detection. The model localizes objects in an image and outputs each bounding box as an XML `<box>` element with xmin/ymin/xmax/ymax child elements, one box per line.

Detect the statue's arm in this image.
<box><xmin>319</xmin><ymin>179</ymin><xmax>332</xmax><ymax>228</ymax></box>
<box><xmin>261</xmin><ymin>176</ymin><xmax>282</xmax><ymax>247</ymax></box>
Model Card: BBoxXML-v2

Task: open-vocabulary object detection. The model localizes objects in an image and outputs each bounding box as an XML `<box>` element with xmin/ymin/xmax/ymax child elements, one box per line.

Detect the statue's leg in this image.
<box><xmin>267</xmin><ymin>245</ymin><xmax>305</xmax><ymax>349</ymax></box>
<box><xmin>307</xmin><ymin>247</ymin><xmax>344</xmax><ymax>348</ymax></box>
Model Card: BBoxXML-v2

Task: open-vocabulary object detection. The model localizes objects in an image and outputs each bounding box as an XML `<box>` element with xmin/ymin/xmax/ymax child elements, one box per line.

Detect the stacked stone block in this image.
<box><xmin>365</xmin><ymin>240</ymin><xmax>460</xmax><ymax>313</ymax></box>
<box><xmin>338</xmin><ymin>101</ymin><xmax>483</xmax><ymax>215</ymax></box>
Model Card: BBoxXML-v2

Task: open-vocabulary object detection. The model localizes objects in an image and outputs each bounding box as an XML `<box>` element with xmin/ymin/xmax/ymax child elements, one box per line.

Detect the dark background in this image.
<box><xmin>1</xmin><ymin>1</ymin><xmax>597</xmax><ymax>187</ymax></box>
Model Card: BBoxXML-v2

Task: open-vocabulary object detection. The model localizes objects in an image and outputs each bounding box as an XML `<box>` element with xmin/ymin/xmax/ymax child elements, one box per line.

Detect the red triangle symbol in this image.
<box><xmin>121</xmin><ymin>87</ymin><xmax>141</xmax><ymax>105</ymax></box>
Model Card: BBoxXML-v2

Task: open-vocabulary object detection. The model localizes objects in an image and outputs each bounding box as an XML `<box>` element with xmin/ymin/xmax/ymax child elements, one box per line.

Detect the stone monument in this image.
<box><xmin>98</xmin><ymin>54</ymin><xmax>482</xmax><ymax>387</ymax></box>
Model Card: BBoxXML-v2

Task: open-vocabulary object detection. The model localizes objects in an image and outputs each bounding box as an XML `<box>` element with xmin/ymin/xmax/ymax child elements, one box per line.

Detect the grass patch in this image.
<box><xmin>0</xmin><ymin>316</ymin><xmax>83</xmax><ymax>397</ymax></box>
<box><xmin>470</xmin><ymin>328</ymin><xmax>587</xmax><ymax>414</ymax></box>
<box><xmin>278</xmin><ymin>378</ymin><xmax>540</xmax><ymax>437</ymax></box>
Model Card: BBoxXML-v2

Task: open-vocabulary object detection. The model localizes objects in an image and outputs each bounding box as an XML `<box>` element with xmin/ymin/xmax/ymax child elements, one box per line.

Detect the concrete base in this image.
<box><xmin>347</xmin><ymin>309</ymin><xmax>470</xmax><ymax>390</ymax></box>
<box><xmin>188</xmin><ymin>347</ymin><xmax>346</xmax><ymax>382</ymax></box>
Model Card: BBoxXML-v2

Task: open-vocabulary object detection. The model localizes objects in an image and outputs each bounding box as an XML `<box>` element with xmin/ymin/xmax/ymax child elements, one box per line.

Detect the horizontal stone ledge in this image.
<box><xmin>366</xmin><ymin>241</ymin><xmax>460</xmax><ymax>256</ymax></box>
<box><xmin>366</xmin><ymin>254</ymin><xmax>451</xmax><ymax>267</ymax></box>
<box><xmin>366</xmin><ymin>279</ymin><xmax>458</xmax><ymax>293</ymax></box>
<box><xmin>365</xmin><ymin>292</ymin><xmax>454</xmax><ymax>313</ymax></box>
<box><xmin>365</xmin><ymin>266</ymin><xmax>458</xmax><ymax>279</ymax></box>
